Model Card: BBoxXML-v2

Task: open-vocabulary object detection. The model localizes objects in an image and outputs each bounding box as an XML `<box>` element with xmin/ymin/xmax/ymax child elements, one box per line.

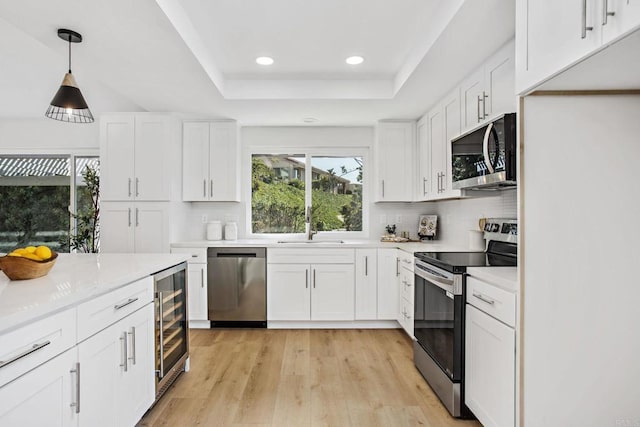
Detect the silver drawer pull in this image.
<box><xmin>114</xmin><ymin>297</ymin><xmax>139</xmax><ymax>311</ymax></box>
<box><xmin>128</xmin><ymin>327</ymin><xmax>136</xmax><ymax>365</ymax></box>
<box><xmin>472</xmin><ymin>292</ymin><xmax>495</xmax><ymax>305</ymax></box>
<box><xmin>70</xmin><ymin>362</ymin><xmax>80</xmax><ymax>414</ymax></box>
<box><xmin>0</xmin><ymin>340</ymin><xmax>51</xmax><ymax>369</ymax></box>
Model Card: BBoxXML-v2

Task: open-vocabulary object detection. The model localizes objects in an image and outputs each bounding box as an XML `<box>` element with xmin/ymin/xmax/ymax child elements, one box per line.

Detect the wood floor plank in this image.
<box><xmin>140</xmin><ymin>328</ymin><xmax>481</xmax><ymax>427</ymax></box>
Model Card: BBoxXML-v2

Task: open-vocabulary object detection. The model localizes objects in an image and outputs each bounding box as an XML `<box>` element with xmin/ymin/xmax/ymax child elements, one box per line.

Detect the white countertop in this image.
<box><xmin>466</xmin><ymin>267</ymin><xmax>518</xmax><ymax>292</ymax></box>
<box><xmin>0</xmin><ymin>253</ymin><xmax>189</xmax><ymax>334</ymax></box>
<box><xmin>171</xmin><ymin>239</ymin><xmax>481</xmax><ymax>253</ymax></box>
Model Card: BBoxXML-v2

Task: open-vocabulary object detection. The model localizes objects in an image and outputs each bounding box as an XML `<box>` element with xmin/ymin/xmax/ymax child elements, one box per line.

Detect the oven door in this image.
<box><xmin>451</xmin><ymin>113</ymin><xmax>516</xmax><ymax>189</ymax></box>
<box><xmin>414</xmin><ymin>261</ymin><xmax>464</xmax><ymax>382</ymax></box>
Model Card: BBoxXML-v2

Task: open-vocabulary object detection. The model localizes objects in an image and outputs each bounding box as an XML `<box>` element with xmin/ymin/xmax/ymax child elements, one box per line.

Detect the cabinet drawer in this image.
<box><xmin>171</xmin><ymin>247</ymin><xmax>207</xmax><ymax>263</ymax></box>
<box><xmin>268</xmin><ymin>248</ymin><xmax>355</xmax><ymax>264</ymax></box>
<box><xmin>398</xmin><ymin>251</ymin><xmax>414</xmax><ymax>272</ymax></box>
<box><xmin>0</xmin><ymin>308</ymin><xmax>76</xmax><ymax>388</ymax></box>
<box><xmin>467</xmin><ymin>276</ymin><xmax>516</xmax><ymax>327</ymax></box>
<box><xmin>400</xmin><ymin>268</ymin><xmax>414</xmax><ymax>303</ymax></box>
<box><xmin>400</xmin><ymin>297</ymin><xmax>414</xmax><ymax>338</ymax></box>
<box><xmin>77</xmin><ymin>276</ymin><xmax>154</xmax><ymax>342</ymax></box>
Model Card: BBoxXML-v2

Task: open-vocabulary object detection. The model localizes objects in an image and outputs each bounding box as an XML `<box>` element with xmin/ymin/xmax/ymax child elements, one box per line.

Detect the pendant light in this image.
<box><xmin>45</xmin><ymin>29</ymin><xmax>94</xmax><ymax>123</ymax></box>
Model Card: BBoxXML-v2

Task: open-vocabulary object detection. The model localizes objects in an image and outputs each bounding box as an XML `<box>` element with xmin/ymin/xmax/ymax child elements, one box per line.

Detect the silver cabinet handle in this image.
<box><xmin>210</xmin><ymin>180</ymin><xmax>213</xmax><ymax>198</ymax></box>
<box><xmin>203</xmin><ymin>179</ymin><xmax>207</xmax><ymax>197</ymax></box>
<box><xmin>128</xmin><ymin>327</ymin><xmax>136</xmax><ymax>365</ymax></box>
<box><xmin>128</xmin><ymin>178</ymin><xmax>132</xmax><ymax>197</ymax></box>
<box><xmin>402</xmin><ymin>259</ymin><xmax>412</xmax><ymax>264</ymax></box>
<box><xmin>313</xmin><ymin>269</ymin><xmax>316</xmax><ymax>288</ymax></box>
<box><xmin>472</xmin><ymin>292</ymin><xmax>496</xmax><ymax>305</ymax></box>
<box><xmin>70</xmin><ymin>362</ymin><xmax>80</xmax><ymax>414</ymax></box>
<box><xmin>423</xmin><ymin>177</ymin><xmax>428</xmax><ymax>195</ymax></box>
<box><xmin>582</xmin><ymin>0</ymin><xmax>594</xmax><ymax>38</ymax></box>
<box><xmin>365</xmin><ymin>256</ymin><xmax>368</xmax><ymax>276</ymax></box>
<box><xmin>114</xmin><ymin>297</ymin><xmax>138</xmax><ymax>311</ymax></box>
<box><xmin>128</xmin><ymin>208</ymin><xmax>132</xmax><ymax>227</ymax></box>
<box><xmin>135</xmin><ymin>208</ymin><xmax>139</xmax><ymax>227</ymax></box>
<box><xmin>135</xmin><ymin>178</ymin><xmax>140</xmax><ymax>197</ymax></box>
<box><xmin>305</xmin><ymin>269</ymin><xmax>309</xmax><ymax>289</ymax></box>
<box><xmin>157</xmin><ymin>291</ymin><xmax>165</xmax><ymax>379</ymax></box>
<box><xmin>381</xmin><ymin>180</ymin><xmax>385</xmax><ymax>198</ymax></box>
<box><xmin>120</xmin><ymin>331</ymin><xmax>128</xmax><ymax>372</ymax></box>
<box><xmin>482</xmin><ymin>91</ymin><xmax>489</xmax><ymax>118</ymax></box>
<box><xmin>602</xmin><ymin>0</ymin><xmax>615</xmax><ymax>25</ymax></box>
<box><xmin>477</xmin><ymin>94</ymin><xmax>483</xmax><ymax>122</ymax></box>
<box><xmin>396</xmin><ymin>258</ymin><xmax>400</xmax><ymax>276</ymax></box>
<box><xmin>201</xmin><ymin>268</ymin><xmax>205</xmax><ymax>288</ymax></box>
<box><xmin>0</xmin><ymin>340</ymin><xmax>51</xmax><ymax>369</ymax></box>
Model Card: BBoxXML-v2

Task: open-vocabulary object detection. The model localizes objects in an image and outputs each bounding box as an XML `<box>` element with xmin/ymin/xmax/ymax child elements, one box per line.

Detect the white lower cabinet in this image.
<box><xmin>465</xmin><ymin>304</ymin><xmax>516</xmax><ymax>427</ymax></box>
<box><xmin>171</xmin><ymin>247</ymin><xmax>208</xmax><ymax>322</ymax></box>
<box><xmin>0</xmin><ymin>348</ymin><xmax>78</xmax><ymax>427</ymax></box>
<box><xmin>78</xmin><ymin>303</ymin><xmax>155</xmax><ymax>427</ymax></box>
<box><xmin>267</xmin><ymin>263</ymin><xmax>354</xmax><ymax>321</ymax></box>
<box><xmin>376</xmin><ymin>248</ymin><xmax>399</xmax><ymax>320</ymax></box>
<box><xmin>354</xmin><ymin>248</ymin><xmax>377</xmax><ymax>320</ymax></box>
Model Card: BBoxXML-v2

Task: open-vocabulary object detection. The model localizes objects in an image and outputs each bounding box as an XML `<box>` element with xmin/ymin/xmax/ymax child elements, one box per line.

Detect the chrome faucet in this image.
<box><xmin>306</xmin><ymin>206</ymin><xmax>317</xmax><ymax>240</ymax></box>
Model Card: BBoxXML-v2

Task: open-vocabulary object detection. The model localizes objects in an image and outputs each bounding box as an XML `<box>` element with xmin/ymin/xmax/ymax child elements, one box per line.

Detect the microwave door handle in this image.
<box><xmin>482</xmin><ymin>122</ymin><xmax>495</xmax><ymax>174</ymax></box>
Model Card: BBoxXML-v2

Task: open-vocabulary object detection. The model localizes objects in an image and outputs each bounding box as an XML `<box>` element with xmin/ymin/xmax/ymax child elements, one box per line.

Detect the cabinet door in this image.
<box><xmin>355</xmin><ymin>249</ymin><xmax>377</xmax><ymax>320</ymax></box>
<box><xmin>134</xmin><ymin>115</ymin><xmax>171</xmax><ymax>201</ymax></box>
<box><xmin>311</xmin><ymin>264</ymin><xmax>355</xmax><ymax>321</ymax></box>
<box><xmin>517</xmin><ymin>0</ymin><xmax>601</xmax><ymax>93</ymax></box>
<box><xmin>182</xmin><ymin>122</ymin><xmax>210</xmax><ymax>202</ymax></box>
<box><xmin>602</xmin><ymin>0</ymin><xmax>640</xmax><ymax>43</ymax></box>
<box><xmin>100</xmin><ymin>202</ymin><xmax>135</xmax><ymax>253</ymax></box>
<box><xmin>416</xmin><ymin>118</ymin><xmax>432</xmax><ymax>200</ymax></box>
<box><xmin>100</xmin><ymin>115</ymin><xmax>135</xmax><ymax>201</ymax></box>
<box><xmin>118</xmin><ymin>304</ymin><xmax>155</xmax><ymax>427</ymax></box>
<box><xmin>134</xmin><ymin>203</ymin><xmax>169</xmax><ymax>253</ymax></box>
<box><xmin>187</xmin><ymin>263</ymin><xmax>208</xmax><ymax>321</ymax></box>
<box><xmin>267</xmin><ymin>264</ymin><xmax>311</xmax><ymax>320</ymax></box>
<box><xmin>209</xmin><ymin>121</ymin><xmax>240</xmax><ymax>202</ymax></box>
<box><xmin>0</xmin><ymin>348</ymin><xmax>77</xmax><ymax>427</ymax></box>
<box><xmin>442</xmin><ymin>90</ymin><xmax>462</xmax><ymax>197</ymax></box>
<box><xmin>376</xmin><ymin>122</ymin><xmax>414</xmax><ymax>201</ymax></box>
<box><xmin>77</xmin><ymin>320</ymin><xmax>122</xmax><ymax>427</ymax></box>
<box><xmin>484</xmin><ymin>40</ymin><xmax>516</xmax><ymax>118</ymax></box>
<box><xmin>399</xmin><ymin>297</ymin><xmax>414</xmax><ymax>338</ymax></box>
<box><xmin>428</xmin><ymin>106</ymin><xmax>445</xmax><ymax>195</ymax></box>
<box><xmin>460</xmin><ymin>68</ymin><xmax>485</xmax><ymax>131</ymax></box>
<box><xmin>465</xmin><ymin>305</ymin><xmax>516</xmax><ymax>427</ymax></box>
<box><xmin>376</xmin><ymin>249</ymin><xmax>399</xmax><ymax>320</ymax></box>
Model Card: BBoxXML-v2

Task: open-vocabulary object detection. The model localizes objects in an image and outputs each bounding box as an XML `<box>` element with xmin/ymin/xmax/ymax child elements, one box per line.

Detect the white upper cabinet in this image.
<box><xmin>182</xmin><ymin>121</ymin><xmax>240</xmax><ymax>202</ymax></box>
<box><xmin>461</xmin><ymin>40</ymin><xmax>516</xmax><ymax>133</ymax></box>
<box><xmin>100</xmin><ymin>114</ymin><xmax>174</xmax><ymax>202</ymax></box>
<box><xmin>100</xmin><ymin>202</ymin><xmax>169</xmax><ymax>253</ymax></box>
<box><xmin>415</xmin><ymin>118</ymin><xmax>431</xmax><ymax>200</ymax></box>
<box><xmin>375</xmin><ymin>121</ymin><xmax>415</xmax><ymax>202</ymax></box>
<box><xmin>428</xmin><ymin>105</ymin><xmax>445</xmax><ymax>196</ymax></box>
<box><xmin>516</xmin><ymin>0</ymin><xmax>640</xmax><ymax>93</ymax></box>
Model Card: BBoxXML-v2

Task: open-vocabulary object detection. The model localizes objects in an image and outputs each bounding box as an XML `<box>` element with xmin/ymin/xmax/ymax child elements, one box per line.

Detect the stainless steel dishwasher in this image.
<box><xmin>207</xmin><ymin>247</ymin><xmax>267</xmax><ymax>328</ymax></box>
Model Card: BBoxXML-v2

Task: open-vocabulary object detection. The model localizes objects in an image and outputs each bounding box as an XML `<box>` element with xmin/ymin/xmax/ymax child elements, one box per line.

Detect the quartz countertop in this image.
<box><xmin>0</xmin><ymin>253</ymin><xmax>189</xmax><ymax>334</ymax></box>
<box><xmin>466</xmin><ymin>266</ymin><xmax>518</xmax><ymax>292</ymax></box>
<box><xmin>171</xmin><ymin>239</ymin><xmax>481</xmax><ymax>253</ymax></box>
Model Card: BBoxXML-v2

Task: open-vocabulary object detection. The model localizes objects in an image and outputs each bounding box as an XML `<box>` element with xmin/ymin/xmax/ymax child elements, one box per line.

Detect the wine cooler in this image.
<box><xmin>153</xmin><ymin>262</ymin><xmax>189</xmax><ymax>400</ymax></box>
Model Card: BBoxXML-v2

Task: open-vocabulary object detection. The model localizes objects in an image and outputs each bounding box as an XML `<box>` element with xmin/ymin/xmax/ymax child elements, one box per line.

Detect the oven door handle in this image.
<box><xmin>482</xmin><ymin>122</ymin><xmax>495</xmax><ymax>175</ymax></box>
<box><xmin>415</xmin><ymin>266</ymin><xmax>455</xmax><ymax>294</ymax></box>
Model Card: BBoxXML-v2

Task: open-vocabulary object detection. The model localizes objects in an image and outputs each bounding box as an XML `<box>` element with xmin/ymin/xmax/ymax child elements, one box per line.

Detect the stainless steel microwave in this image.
<box><xmin>451</xmin><ymin>113</ymin><xmax>516</xmax><ymax>190</ymax></box>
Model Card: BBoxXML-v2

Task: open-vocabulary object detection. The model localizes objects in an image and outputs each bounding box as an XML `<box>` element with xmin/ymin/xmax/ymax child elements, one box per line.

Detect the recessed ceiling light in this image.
<box><xmin>256</xmin><ymin>56</ymin><xmax>274</xmax><ymax>65</ymax></box>
<box><xmin>303</xmin><ymin>117</ymin><xmax>319</xmax><ymax>123</ymax></box>
<box><xmin>346</xmin><ymin>56</ymin><xmax>364</xmax><ymax>65</ymax></box>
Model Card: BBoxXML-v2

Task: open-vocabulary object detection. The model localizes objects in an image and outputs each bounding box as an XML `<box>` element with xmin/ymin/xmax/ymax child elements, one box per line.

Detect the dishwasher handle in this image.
<box><xmin>215</xmin><ymin>253</ymin><xmax>257</xmax><ymax>258</ymax></box>
<box><xmin>208</xmin><ymin>247</ymin><xmax>266</xmax><ymax>259</ymax></box>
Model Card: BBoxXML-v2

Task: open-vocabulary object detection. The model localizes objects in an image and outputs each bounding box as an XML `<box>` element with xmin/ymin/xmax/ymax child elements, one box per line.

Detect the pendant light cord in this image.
<box><xmin>68</xmin><ymin>38</ymin><xmax>72</xmax><ymax>73</ymax></box>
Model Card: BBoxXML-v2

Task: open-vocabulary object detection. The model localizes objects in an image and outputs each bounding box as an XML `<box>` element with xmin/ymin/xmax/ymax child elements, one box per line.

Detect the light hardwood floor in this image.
<box><xmin>140</xmin><ymin>329</ymin><xmax>481</xmax><ymax>427</ymax></box>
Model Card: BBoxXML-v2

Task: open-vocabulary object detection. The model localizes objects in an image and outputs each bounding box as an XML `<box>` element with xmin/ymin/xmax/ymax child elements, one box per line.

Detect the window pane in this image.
<box><xmin>0</xmin><ymin>156</ymin><xmax>71</xmax><ymax>253</ymax></box>
<box><xmin>311</xmin><ymin>156</ymin><xmax>363</xmax><ymax>232</ymax></box>
<box><xmin>73</xmin><ymin>157</ymin><xmax>100</xmax><ymax>253</ymax></box>
<box><xmin>251</xmin><ymin>154</ymin><xmax>305</xmax><ymax>233</ymax></box>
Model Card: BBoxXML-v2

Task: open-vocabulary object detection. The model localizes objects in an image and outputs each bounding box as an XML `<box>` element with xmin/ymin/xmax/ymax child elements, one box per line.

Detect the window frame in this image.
<box><xmin>247</xmin><ymin>146</ymin><xmax>369</xmax><ymax>240</ymax></box>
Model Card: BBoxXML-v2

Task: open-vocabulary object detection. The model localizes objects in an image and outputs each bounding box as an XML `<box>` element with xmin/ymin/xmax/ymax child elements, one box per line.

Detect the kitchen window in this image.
<box><xmin>251</xmin><ymin>153</ymin><xmax>364</xmax><ymax>236</ymax></box>
<box><xmin>0</xmin><ymin>155</ymin><xmax>99</xmax><ymax>253</ymax></box>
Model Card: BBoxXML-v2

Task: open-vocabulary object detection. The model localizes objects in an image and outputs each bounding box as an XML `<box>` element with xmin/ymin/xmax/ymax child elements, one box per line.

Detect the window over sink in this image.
<box><xmin>250</xmin><ymin>153</ymin><xmax>364</xmax><ymax>236</ymax></box>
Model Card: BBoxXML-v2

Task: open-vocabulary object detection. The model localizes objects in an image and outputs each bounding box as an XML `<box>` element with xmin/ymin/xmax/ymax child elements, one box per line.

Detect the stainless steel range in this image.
<box><xmin>412</xmin><ymin>218</ymin><xmax>517</xmax><ymax>418</ymax></box>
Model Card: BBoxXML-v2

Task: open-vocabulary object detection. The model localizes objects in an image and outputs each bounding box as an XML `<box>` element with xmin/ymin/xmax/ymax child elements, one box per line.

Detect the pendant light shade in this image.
<box><xmin>45</xmin><ymin>29</ymin><xmax>94</xmax><ymax>123</ymax></box>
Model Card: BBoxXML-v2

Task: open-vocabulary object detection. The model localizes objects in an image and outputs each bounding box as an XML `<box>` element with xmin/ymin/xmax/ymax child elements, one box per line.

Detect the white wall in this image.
<box><xmin>522</xmin><ymin>95</ymin><xmax>640</xmax><ymax>425</ymax></box>
<box><xmin>0</xmin><ymin>118</ymin><xmax>98</xmax><ymax>153</ymax></box>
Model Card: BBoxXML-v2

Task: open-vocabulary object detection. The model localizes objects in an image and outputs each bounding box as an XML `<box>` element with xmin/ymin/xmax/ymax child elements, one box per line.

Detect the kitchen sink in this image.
<box><xmin>277</xmin><ymin>240</ymin><xmax>345</xmax><ymax>244</ymax></box>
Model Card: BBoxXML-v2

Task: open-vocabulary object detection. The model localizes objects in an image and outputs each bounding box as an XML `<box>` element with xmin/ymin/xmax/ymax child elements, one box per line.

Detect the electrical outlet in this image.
<box><xmin>396</xmin><ymin>214</ymin><xmax>402</xmax><ymax>224</ymax></box>
<box><xmin>201</xmin><ymin>214</ymin><xmax>208</xmax><ymax>223</ymax></box>
<box><xmin>380</xmin><ymin>214</ymin><xmax>387</xmax><ymax>224</ymax></box>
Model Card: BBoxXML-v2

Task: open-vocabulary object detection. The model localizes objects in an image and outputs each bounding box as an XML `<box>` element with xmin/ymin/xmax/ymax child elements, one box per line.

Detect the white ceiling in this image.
<box><xmin>0</xmin><ymin>0</ymin><xmax>515</xmax><ymax>125</ymax></box>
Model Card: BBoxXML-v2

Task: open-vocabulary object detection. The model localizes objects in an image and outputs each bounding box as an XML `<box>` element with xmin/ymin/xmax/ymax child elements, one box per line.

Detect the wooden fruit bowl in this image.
<box><xmin>0</xmin><ymin>252</ymin><xmax>58</xmax><ymax>280</ymax></box>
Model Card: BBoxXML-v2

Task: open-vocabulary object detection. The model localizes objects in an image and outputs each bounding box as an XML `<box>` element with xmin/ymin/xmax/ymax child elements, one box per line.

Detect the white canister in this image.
<box><xmin>224</xmin><ymin>222</ymin><xmax>238</xmax><ymax>240</ymax></box>
<box><xmin>206</xmin><ymin>221</ymin><xmax>222</xmax><ymax>241</ymax></box>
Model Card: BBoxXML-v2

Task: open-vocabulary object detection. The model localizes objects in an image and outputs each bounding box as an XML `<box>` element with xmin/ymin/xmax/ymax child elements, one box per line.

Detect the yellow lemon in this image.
<box><xmin>13</xmin><ymin>248</ymin><xmax>28</xmax><ymax>255</ymax></box>
<box><xmin>35</xmin><ymin>246</ymin><xmax>52</xmax><ymax>260</ymax></box>
<box><xmin>7</xmin><ymin>252</ymin><xmax>22</xmax><ymax>257</ymax></box>
<box><xmin>25</xmin><ymin>246</ymin><xmax>37</xmax><ymax>254</ymax></box>
<box><xmin>22</xmin><ymin>253</ymin><xmax>43</xmax><ymax>261</ymax></box>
